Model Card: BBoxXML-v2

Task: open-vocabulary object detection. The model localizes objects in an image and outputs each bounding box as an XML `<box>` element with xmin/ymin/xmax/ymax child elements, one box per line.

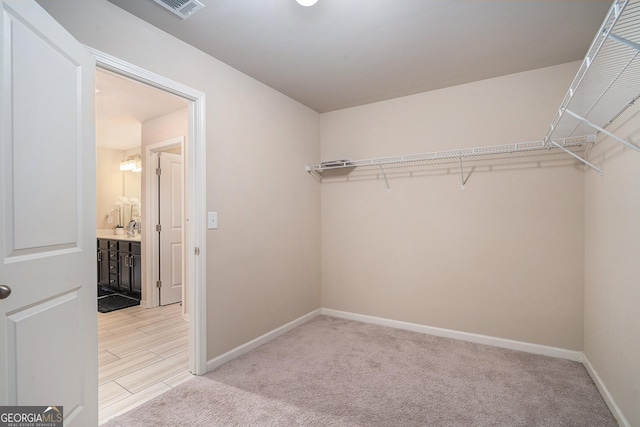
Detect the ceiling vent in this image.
<box><xmin>151</xmin><ymin>0</ymin><xmax>205</xmax><ymax>19</ymax></box>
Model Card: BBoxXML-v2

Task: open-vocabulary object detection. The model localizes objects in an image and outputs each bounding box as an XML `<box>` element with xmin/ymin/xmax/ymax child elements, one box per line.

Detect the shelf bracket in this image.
<box><xmin>458</xmin><ymin>155</ymin><xmax>465</xmax><ymax>190</ymax></box>
<box><xmin>549</xmin><ymin>138</ymin><xmax>602</xmax><ymax>175</ymax></box>
<box><xmin>564</xmin><ymin>108</ymin><xmax>640</xmax><ymax>154</ymax></box>
<box><xmin>379</xmin><ymin>165</ymin><xmax>390</xmax><ymax>193</ymax></box>
<box><xmin>608</xmin><ymin>33</ymin><xmax>640</xmax><ymax>52</ymax></box>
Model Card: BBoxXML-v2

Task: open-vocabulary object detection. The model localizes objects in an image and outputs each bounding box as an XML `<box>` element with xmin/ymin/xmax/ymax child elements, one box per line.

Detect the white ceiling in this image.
<box><xmin>106</xmin><ymin>0</ymin><xmax>612</xmax><ymax>113</ymax></box>
<box><xmin>96</xmin><ymin>70</ymin><xmax>188</xmax><ymax>150</ymax></box>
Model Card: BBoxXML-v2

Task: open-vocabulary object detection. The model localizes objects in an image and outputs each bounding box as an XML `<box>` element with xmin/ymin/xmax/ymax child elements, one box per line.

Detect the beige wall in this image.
<box><xmin>320</xmin><ymin>62</ymin><xmax>585</xmax><ymax>350</ymax></box>
<box><xmin>141</xmin><ymin>110</ymin><xmax>188</xmax><ymax>150</ymax></box>
<box><xmin>38</xmin><ymin>0</ymin><xmax>321</xmax><ymax>359</ymax></box>
<box><xmin>123</xmin><ymin>147</ymin><xmax>142</xmax><ymax>210</ymax></box>
<box><xmin>96</xmin><ymin>146</ymin><xmax>125</xmax><ymax>229</ymax></box>
<box><xmin>584</xmin><ymin>107</ymin><xmax>640</xmax><ymax>425</ymax></box>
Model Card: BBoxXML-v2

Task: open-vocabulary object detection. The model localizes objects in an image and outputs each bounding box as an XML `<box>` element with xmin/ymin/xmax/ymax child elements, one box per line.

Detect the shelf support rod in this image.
<box><xmin>379</xmin><ymin>165</ymin><xmax>390</xmax><ymax>193</ymax></box>
<box><xmin>608</xmin><ymin>33</ymin><xmax>640</xmax><ymax>52</ymax></box>
<box><xmin>549</xmin><ymin>139</ymin><xmax>602</xmax><ymax>175</ymax></box>
<box><xmin>458</xmin><ymin>155</ymin><xmax>465</xmax><ymax>190</ymax></box>
<box><xmin>564</xmin><ymin>108</ymin><xmax>640</xmax><ymax>154</ymax></box>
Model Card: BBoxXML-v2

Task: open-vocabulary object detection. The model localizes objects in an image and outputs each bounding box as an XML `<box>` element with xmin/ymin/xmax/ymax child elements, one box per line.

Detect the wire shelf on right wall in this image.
<box><xmin>544</xmin><ymin>0</ymin><xmax>640</xmax><ymax>172</ymax></box>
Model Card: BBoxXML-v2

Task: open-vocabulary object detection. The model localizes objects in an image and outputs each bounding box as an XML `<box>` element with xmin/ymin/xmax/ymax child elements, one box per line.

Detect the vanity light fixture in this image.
<box><xmin>132</xmin><ymin>158</ymin><xmax>142</xmax><ymax>173</ymax></box>
<box><xmin>119</xmin><ymin>159</ymin><xmax>134</xmax><ymax>171</ymax></box>
<box><xmin>296</xmin><ymin>0</ymin><xmax>318</xmax><ymax>6</ymax></box>
<box><xmin>120</xmin><ymin>155</ymin><xmax>142</xmax><ymax>172</ymax></box>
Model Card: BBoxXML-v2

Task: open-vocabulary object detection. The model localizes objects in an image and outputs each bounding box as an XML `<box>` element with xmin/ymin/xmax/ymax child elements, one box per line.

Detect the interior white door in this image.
<box><xmin>0</xmin><ymin>1</ymin><xmax>97</xmax><ymax>425</ymax></box>
<box><xmin>158</xmin><ymin>152</ymin><xmax>184</xmax><ymax>306</ymax></box>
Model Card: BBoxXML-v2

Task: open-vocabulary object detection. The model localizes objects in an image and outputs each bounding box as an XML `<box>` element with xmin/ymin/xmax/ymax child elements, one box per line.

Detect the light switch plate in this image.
<box><xmin>207</xmin><ymin>212</ymin><xmax>218</xmax><ymax>229</ymax></box>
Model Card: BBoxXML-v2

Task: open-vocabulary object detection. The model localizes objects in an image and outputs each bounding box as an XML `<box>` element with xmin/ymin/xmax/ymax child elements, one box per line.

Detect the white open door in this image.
<box><xmin>157</xmin><ymin>151</ymin><xmax>184</xmax><ymax>306</ymax></box>
<box><xmin>0</xmin><ymin>1</ymin><xmax>97</xmax><ymax>425</ymax></box>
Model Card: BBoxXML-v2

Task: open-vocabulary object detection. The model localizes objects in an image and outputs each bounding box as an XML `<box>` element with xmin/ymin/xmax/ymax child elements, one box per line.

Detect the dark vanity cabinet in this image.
<box><xmin>97</xmin><ymin>238</ymin><xmax>141</xmax><ymax>298</ymax></box>
<box><xmin>97</xmin><ymin>239</ymin><xmax>110</xmax><ymax>286</ymax></box>
<box><xmin>118</xmin><ymin>241</ymin><xmax>142</xmax><ymax>294</ymax></box>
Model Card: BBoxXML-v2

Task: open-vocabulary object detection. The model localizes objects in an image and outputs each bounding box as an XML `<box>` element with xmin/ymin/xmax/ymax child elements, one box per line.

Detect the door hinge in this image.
<box><xmin>156</xmin><ymin>280</ymin><xmax>162</xmax><ymax>288</ymax></box>
<box><xmin>156</xmin><ymin>224</ymin><xmax>162</xmax><ymax>232</ymax></box>
<box><xmin>195</xmin><ymin>247</ymin><xmax>200</xmax><ymax>255</ymax></box>
<box><xmin>156</xmin><ymin>167</ymin><xmax>162</xmax><ymax>176</ymax></box>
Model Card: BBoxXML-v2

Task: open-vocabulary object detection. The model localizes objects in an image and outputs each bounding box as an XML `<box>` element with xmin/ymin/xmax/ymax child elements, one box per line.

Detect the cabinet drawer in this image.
<box><xmin>108</xmin><ymin>241</ymin><xmax>118</xmax><ymax>250</ymax></box>
<box><xmin>108</xmin><ymin>251</ymin><xmax>118</xmax><ymax>261</ymax></box>
<box><xmin>108</xmin><ymin>274</ymin><xmax>119</xmax><ymax>287</ymax></box>
<box><xmin>97</xmin><ymin>239</ymin><xmax>109</xmax><ymax>250</ymax></box>
<box><xmin>109</xmin><ymin>260</ymin><xmax>118</xmax><ymax>273</ymax></box>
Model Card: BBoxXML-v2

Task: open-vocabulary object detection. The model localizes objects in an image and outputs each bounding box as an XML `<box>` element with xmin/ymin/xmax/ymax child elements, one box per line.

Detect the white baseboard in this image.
<box><xmin>206</xmin><ymin>309</ymin><xmax>321</xmax><ymax>372</ymax></box>
<box><xmin>206</xmin><ymin>307</ymin><xmax>583</xmax><ymax>373</ymax></box>
<box><xmin>582</xmin><ymin>354</ymin><xmax>630</xmax><ymax>427</ymax></box>
<box><xmin>320</xmin><ymin>308</ymin><xmax>583</xmax><ymax>362</ymax></box>
<box><xmin>204</xmin><ymin>307</ymin><xmax>628</xmax><ymax>424</ymax></box>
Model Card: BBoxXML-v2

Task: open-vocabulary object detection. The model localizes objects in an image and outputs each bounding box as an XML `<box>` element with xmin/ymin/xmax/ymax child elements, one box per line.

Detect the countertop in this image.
<box><xmin>97</xmin><ymin>229</ymin><xmax>142</xmax><ymax>242</ymax></box>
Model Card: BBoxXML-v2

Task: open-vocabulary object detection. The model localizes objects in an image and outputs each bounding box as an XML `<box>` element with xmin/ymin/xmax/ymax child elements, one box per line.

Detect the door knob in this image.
<box><xmin>0</xmin><ymin>285</ymin><xmax>11</xmax><ymax>299</ymax></box>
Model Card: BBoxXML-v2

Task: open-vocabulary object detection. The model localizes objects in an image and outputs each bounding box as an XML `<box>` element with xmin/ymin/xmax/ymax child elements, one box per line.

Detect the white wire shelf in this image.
<box><xmin>307</xmin><ymin>0</ymin><xmax>640</xmax><ymax>185</ymax></box>
<box><xmin>545</xmin><ymin>0</ymin><xmax>640</xmax><ymax>157</ymax></box>
<box><xmin>306</xmin><ymin>135</ymin><xmax>595</xmax><ymax>177</ymax></box>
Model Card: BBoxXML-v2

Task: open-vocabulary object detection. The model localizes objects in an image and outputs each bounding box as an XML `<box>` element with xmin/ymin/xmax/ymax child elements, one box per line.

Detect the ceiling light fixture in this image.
<box><xmin>296</xmin><ymin>0</ymin><xmax>318</xmax><ymax>6</ymax></box>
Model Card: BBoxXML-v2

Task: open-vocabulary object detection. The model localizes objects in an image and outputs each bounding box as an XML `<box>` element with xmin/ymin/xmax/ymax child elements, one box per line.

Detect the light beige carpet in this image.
<box><xmin>103</xmin><ymin>315</ymin><xmax>617</xmax><ymax>426</ymax></box>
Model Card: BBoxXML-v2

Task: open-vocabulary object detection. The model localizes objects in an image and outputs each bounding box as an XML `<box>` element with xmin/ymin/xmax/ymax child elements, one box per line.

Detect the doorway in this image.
<box><xmin>91</xmin><ymin>46</ymin><xmax>207</xmax><ymax>375</ymax></box>
<box><xmin>148</xmin><ymin>138</ymin><xmax>186</xmax><ymax>309</ymax></box>
<box><xmin>90</xmin><ymin>49</ymin><xmax>208</xmax><ymax>382</ymax></box>
<box><xmin>95</xmin><ymin>69</ymin><xmax>188</xmax><ymax>307</ymax></box>
<box><xmin>92</xmin><ymin>49</ymin><xmax>207</xmax><ymax>421</ymax></box>
<box><xmin>95</xmin><ymin>68</ymin><xmax>190</xmax><ymax>422</ymax></box>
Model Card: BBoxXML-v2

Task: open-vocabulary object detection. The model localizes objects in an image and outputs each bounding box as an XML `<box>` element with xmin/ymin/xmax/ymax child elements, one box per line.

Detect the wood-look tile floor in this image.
<box><xmin>98</xmin><ymin>303</ymin><xmax>192</xmax><ymax>425</ymax></box>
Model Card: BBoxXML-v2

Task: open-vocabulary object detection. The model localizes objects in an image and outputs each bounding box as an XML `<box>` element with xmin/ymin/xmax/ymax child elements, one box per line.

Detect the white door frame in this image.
<box><xmin>146</xmin><ymin>137</ymin><xmax>185</xmax><ymax>311</ymax></box>
<box><xmin>88</xmin><ymin>47</ymin><xmax>207</xmax><ymax>375</ymax></box>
